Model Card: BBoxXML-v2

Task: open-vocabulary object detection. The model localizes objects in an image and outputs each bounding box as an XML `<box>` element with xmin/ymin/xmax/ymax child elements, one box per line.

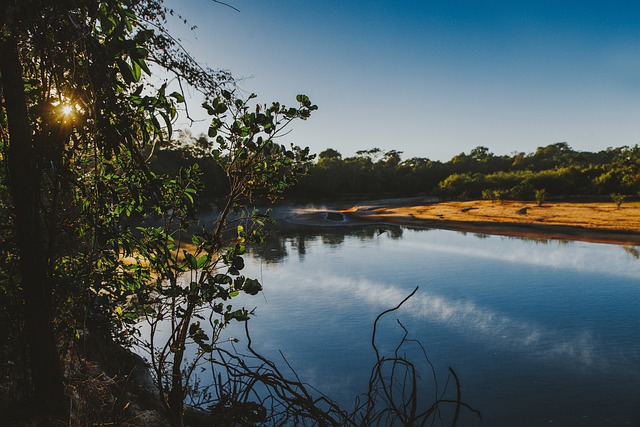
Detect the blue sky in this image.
<box><xmin>164</xmin><ymin>0</ymin><xmax>640</xmax><ymax>161</ymax></box>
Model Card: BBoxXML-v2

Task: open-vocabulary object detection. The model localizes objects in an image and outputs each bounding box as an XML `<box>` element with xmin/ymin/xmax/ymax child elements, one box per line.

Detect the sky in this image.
<box><xmin>163</xmin><ymin>0</ymin><xmax>640</xmax><ymax>161</ymax></box>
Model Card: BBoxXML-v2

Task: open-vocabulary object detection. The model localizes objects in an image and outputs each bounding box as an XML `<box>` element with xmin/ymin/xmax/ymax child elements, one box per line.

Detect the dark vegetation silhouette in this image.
<box><xmin>156</xmin><ymin>140</ymin><xmax>640</xmax><ymax>202</ymax></box>
<box><xmin>290</xmin><ymin>143</ymin><xmax>640</xmax><ymax>199</ymax></box>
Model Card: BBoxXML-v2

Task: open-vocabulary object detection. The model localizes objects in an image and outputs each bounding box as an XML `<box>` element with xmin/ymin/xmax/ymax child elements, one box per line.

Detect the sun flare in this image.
<box><xmin>61</xmin><ymin>105</ymin><xmax>74</xmax><ymax>116</ymax></box>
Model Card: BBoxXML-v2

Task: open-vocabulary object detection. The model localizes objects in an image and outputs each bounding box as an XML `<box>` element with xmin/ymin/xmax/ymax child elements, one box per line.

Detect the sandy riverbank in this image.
<box><xmin>336</xmin><ymin>198</ymin><xmax>640</xmax><ymax>246</ymax></box>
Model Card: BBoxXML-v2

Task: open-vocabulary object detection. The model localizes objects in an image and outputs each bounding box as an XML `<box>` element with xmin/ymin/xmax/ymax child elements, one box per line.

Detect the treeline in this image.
<box><xmin>290</xmin><ymin>143</ymin><xmax>640</xmax><ymax>200</ymax></box>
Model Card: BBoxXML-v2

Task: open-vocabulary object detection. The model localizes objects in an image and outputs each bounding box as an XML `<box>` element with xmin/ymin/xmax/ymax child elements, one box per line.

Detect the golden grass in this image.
<box><xmin>345</xmin><ymin>200</ymin><xmax>640</xmax><ymax>245</ymax></box>
<box><xmin>370</xmin><ymin>200</ymin><xmax>640</xmax><ymax>231</ymax></box>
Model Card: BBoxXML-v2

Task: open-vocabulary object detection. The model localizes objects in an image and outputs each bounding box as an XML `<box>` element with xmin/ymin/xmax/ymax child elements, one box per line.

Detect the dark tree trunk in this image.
<box><xmin>0</xmin><ymin>36</ymin><xmax>67</xmax><ymax>418</ymax></box>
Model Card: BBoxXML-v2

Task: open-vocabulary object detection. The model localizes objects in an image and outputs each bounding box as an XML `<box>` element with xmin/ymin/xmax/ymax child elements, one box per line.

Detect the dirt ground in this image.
<box><xmin>343</xmin><ymin>199</ymin><xmax>640</xmax><ymax>246</ymax></box>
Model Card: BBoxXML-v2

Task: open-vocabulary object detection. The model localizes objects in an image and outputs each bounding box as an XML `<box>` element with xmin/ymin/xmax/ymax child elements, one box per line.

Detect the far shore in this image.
<box><xmin>329</xmin><ymin>197</ymin><xmax>640</xmax><ymax>246</ymax></box>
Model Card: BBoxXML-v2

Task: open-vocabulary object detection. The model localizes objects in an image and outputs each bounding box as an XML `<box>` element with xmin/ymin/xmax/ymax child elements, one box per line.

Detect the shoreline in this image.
<box><xmin>349</xmin><ymin>214</ymin><xmax>640</xmax><ymax>246</ymax></box>
<box><xmin>340</xmin><ymin>198</ymin><xmax>640</xmax><ymax>246</ymax></box>
<box><xmin>284</xmin><ymin>197</ymin><xmax>640</xmax><ymax>246</ymax></box>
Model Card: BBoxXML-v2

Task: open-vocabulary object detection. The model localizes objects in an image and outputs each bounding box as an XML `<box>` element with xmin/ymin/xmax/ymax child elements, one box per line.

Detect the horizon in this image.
<box><xmin>164</xmin><ymin>0</ymin><xmax>640</xmax><ymax>162</ymax></box>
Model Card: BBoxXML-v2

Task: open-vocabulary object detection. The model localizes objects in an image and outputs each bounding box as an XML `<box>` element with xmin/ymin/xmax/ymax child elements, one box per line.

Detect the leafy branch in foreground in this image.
<box><xmin>128</xmin><ymin>87</ymin><xmax>316</xmax><ymax>426</ymax></box>
<box><xmin>165</xmin><ymin>287</ymin><xmax>481</xmax><ymax>427</ymax></box>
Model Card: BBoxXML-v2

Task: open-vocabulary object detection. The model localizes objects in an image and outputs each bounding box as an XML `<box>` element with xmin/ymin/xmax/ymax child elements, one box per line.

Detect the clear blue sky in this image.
<box><xmin>164</xmin><ymin>0</ymin><xmax>640</xmax><ymax>161</ymax></box>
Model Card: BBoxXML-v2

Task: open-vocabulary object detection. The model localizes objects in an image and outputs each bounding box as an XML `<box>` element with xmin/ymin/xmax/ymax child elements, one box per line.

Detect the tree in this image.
<box><xmin>611</xmin><ymin>193</ymin><xmax>626</xmax><ymax>209</ymax></box>
<box><xmin>318</xmin><ymin>147</ymin><xmax>342</xmax><ymax>160</ymax></box>
<box><xmin>0</xmin><ymin>1</ymin><xmax>315</xmax><ymax>423</ymax></box>
<box><xmin>535</xmin><ymin>188</ymin><xmax>547</xmax><ymax>206</ymax></box>
<box><xmin>144</xmin><ymin>92</ymin><xmax>315</xmax><ymax>426</ymax></box>
<box><xmin>1</xmin><ymin>7</ymin><xmax>68</xmax><ymax>416</ymax></box>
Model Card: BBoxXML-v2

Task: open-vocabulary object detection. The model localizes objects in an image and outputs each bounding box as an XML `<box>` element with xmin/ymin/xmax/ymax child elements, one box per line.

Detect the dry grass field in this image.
<box><xmin>344</xmin><ymin>199</ymin><xmax>640</xmax><ymax>245</ymax></box>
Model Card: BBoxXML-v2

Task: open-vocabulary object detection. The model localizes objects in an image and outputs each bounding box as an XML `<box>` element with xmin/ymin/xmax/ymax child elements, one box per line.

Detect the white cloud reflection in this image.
<box><xmin>400</xmin><ymin>232</ymin><xmax>640</xmax><ymax>279</ymax></box>
<box><xmin>273</xmin><ymin>272</ymin><xmax>637</xmax><ymax>375</ymax></box>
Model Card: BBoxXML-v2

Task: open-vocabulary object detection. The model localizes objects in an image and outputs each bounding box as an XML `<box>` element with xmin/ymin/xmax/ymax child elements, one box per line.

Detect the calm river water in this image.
<box><xmin>223</xmin><ymin>218</ymin><xmax>640</xmax><ymax>426</ymax></box>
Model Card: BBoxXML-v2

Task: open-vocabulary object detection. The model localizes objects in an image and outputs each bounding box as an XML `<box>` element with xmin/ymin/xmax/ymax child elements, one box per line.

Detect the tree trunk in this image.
<box><xmin>1</xmin><ymin>36</ymin><xmax>67</xmax><ymax>418</ymax></box>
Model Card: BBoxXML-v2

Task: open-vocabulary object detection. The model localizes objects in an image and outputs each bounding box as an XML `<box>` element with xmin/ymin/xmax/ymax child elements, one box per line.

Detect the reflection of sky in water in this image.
<box><xmin>388</xmin><ymin>230</ymin><xmax>640</xmax><ymax>278</ymax></box>
<box><xmin>139</xmin><ymin>227</ymin><xmax>640</xmax><ymax>426</ymax></box>
<box><xmin>244</xmin><ymin>270</ymin><xmax>638</xmax><ymax>376</ymax></box>
<box><xmin>234</xmin><ymin>227</ymin><xmax>640</xmax><ymax>425</ymax></box>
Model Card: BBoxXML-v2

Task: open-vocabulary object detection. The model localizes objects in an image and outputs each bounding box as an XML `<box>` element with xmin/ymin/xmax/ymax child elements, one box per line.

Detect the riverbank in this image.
<box><xmin>338</xmin><ymin>198</ymin><xmax>640</xmax><ymax>246</ymax></box>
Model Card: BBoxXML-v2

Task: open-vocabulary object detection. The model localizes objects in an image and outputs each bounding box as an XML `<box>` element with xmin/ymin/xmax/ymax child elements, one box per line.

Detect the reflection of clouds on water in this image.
<box><xmin>400</xmin><ymin>233</ymin><xmax>640</xmax><ymax>278</ymax></box>
<box><xmin>305</xmin><ymin>274</ymin><xmax>634</xmax><ymax>375</ymax></box>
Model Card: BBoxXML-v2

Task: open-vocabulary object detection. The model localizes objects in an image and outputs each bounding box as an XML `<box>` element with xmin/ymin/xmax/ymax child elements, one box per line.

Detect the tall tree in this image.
<box><xmin>0</xmin><ymin>0</ymin><xmax>224</xmax><ymax>420</ymax></box>
<box><xmin>1</xmin><ymin>31</ymin><xmax>67</xmax><ymax>416</ymax></box>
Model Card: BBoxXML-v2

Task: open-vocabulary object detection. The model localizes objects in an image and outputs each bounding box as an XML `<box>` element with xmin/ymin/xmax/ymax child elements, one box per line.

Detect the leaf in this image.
<box><xmin>232</xmin><ymin>256</ymin><xmax>244</xmax><ymax>271</ymax></box>
<box><xmin>296</xmin><ymin>94</ymin><xmax>310</xmax><ymax>106</ymax></box>
<box><xmin>131</xmin><ymin>47</ymin><xmax>149</xmax><ymax>59</ymax></box>
<box><xmin>159</xmin><ymin>111</ymin><xmax>173</xmax><ymax>134</ymax></box>
<box><xmin>130</xmin><ymin>59</ymin><xmax>141</xmax><ymax>81</ymax></box>
<box><xmin>136</xmin><ymin>57</ymin><xmax>151</xmax><ymax>75</ymax></box>
<box><xmin>117</xmin><ymin>58</ymin><xmax>135</xmax><ymax>84</ymax></box>
<box><xmin>170</xmin><ymin>91</ymin><xmax>185</xmax><ymax>103</ymax></box>
<box><xmin>183</xmin><ymin>252</ymin><xmax>198</xmax><ymax>270</ymax></box>
<box><xmin>242</xmin><ymin>278</ymin><xmax>262</xmax><ymax>295</ymax></box>
<box><xmin>203</xmin><ymin>103</ymin><xmax>215</xmax><ymax>115</ymax></box>
<box><xmin>196</xmin><ymin>254</ymin><xmax>209</xmax><ymax>269</ymax></box>
<box><xmin>183</xmin><ymin>192</ymin><xmax>194</xmax><ymax>205</ymax></box>
<box><xmin>213</xmin><ymin>274</ymin><xmax>232</xmax><ymax>285</ymax></box>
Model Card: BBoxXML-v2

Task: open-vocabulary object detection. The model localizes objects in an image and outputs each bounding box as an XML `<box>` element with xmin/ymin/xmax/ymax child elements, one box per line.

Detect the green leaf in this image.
<box><xmin>213</xmin><ymin>274</ymin><xmax>232</xmax><ymax>285</ymax></box>
<box><xmin>183</xmin><ymin>252</ymin><xmax>198</xmax><ymax>270</ymax></box>
<box><xmin>243</xmin><ymin>278</ymin><xmax>262</xmax><ymax>295</ymax></box>
<box><xmin>196</xmin><ymin>254</ymin><xmax>209</xmax><ymax>269</ymax></box>
<box><xmin>130</xmin><ymin>60</ymin><xmax>141</xmax><ymax>82</ymax></box>
<box><xmin>131</xmin><ymin>47</ymin><xmax>149</xmax><ymax>59</ymax></box>
<box><xmin>117</xmin><ymin>58</ymin><xmax>135</xmax><ymax>84</ymax></box>
<box><xmin>170</xmin><ymin>91</ymin><xmax>185</xmax><ymax>103</ymax></box>
<box><xmin>135</xmin><ymin>57</ymin><xmax>151</xmax><ymax>75</ymax></box>
<box><xmin>296</xmin><ymin>94</ymin><xmax>310</xmax><ymax>105</ymax></box>
<box><xmin>183</xmin><ymin>191</ymin><xmax>194</xmax><ymax>204</ymax></box>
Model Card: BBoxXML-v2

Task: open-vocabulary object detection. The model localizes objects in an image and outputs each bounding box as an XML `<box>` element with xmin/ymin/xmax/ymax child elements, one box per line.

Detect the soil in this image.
<box><xmin>338</xmin><ymin>198</ymin><xmax>640</xmax><ymax>246</ymax></box>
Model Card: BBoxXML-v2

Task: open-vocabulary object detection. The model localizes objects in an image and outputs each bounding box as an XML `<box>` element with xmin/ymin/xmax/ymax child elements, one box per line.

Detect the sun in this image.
<box><xmin>61</xmin><ymin>104</ymin><xmax>74</xmax><ymax>116</ymax></box>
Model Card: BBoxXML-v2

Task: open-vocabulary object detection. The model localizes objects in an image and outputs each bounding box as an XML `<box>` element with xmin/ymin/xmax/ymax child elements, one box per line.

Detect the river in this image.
<box><xmin>221</xmin><ymin>217</ymin><xmax>640</xmax><ymax>426</ymax></box>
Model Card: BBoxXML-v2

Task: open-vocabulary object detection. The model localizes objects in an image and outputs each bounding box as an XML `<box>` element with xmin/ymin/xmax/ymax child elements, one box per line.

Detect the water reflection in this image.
<box><xmin>233</xmin><ymin>224</ymin><xmax>640</xmax><ymax>426</ymax></box>
<box><xmin>624</xmin><ymin>245</ymin><xmax>640</xmax><ymax>259</ymax></box>
<box><xmin>253</xmin><ymin>222</ymin><xmax>405</xmax><ymax>263</ymax></box>
<box><xmin>268</xmin><ymin>269</ymin><xmax>636</xmax><ymax>376</ymax></box>
<box><xmin>256</xmin><ymin>219</ymin><xmax>640</xmax><ymax>278</ymax></box>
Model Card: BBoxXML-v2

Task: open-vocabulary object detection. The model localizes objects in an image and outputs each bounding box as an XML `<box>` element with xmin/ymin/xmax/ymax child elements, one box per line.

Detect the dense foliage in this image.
<box><xmin>1</xmin><ymin>1</ymin><xmax>478</xmax><ymax>427</ymax></box>
<box><xmin>0</xmin><ymin>0</ymin><xmax>316</xmax><ymax>425</ymax></box>
<box><xmin>280</xmin><ymin>142</ymin><xmax>640</xmax><ymax>200</ymax></box>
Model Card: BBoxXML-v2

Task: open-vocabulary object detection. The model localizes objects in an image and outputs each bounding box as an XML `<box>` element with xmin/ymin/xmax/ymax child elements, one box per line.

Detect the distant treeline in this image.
<box><xmin>151</xmin><ymin>133</ymin><xmax>640</xmax><ymax>201</ymax></box>
<box><xmin>293</xmin><ymin>144</ymin><xmax>640</xmax><ymax>200</ymax></box>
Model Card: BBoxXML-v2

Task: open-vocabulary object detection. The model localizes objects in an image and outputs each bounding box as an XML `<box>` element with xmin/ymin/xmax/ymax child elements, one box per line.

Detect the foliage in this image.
<box><xmin>535</xmin><ymin>188</ymin><xmax>547</xmax><ymax>207</ymax></box>
<box><xmin>611</xmin><ymin>193</ymin><xmax>626</xmax><ymax>209</ymax></box>
<box><xmin>292</xmin><ymin>143</ymin><xmax>640</xmax><ymax>200</ymax></box>
<box><xmin>131</xmin><ymin>89</ymin><xmax>316</xmax><ymax>426</ymax></box>
<box><xmin>0</xmin><ymin>0</ymin><xmax>316</xmax><ymax>425</ymax></box>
